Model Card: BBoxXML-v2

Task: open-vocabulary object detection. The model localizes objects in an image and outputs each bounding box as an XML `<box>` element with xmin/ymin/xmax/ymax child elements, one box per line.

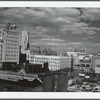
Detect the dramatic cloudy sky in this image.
<box><xmin>0</xmin><ymin>7</ymin><xmax>100</xmax><ymax>54</ymax></box>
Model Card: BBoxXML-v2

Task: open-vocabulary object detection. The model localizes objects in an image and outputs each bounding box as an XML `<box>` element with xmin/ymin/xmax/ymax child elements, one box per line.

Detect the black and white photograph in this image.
<box><xmin>0</xmin><ymin>6</ymin><xmax>100</xmax><ymax>92</ymax></box>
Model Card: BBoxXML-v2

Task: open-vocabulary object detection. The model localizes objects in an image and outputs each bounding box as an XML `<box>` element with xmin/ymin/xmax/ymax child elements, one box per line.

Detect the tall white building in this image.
<box><xmin>21</xmin><ymin>30</ymin><xmax>29</xmax><ymax>50</ymax></box>
<box><xmin>0</xmin><ymin>23</ymin><xmax>20</xmax><ymax>64</ymax></box>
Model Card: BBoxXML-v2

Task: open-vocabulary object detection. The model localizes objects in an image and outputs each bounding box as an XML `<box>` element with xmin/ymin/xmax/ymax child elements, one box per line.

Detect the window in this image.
<box><xmin>96</xmin><ymin>64</ymin><xmax>100</xmax><ymax>68</ymax></box>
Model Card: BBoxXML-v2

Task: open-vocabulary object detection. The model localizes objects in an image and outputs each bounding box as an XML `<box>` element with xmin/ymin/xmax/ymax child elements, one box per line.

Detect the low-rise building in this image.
<box><xmin>92</xmin><ymin>56</ymin><xmax>100</xmax><ymax>74</ymax></box>
<box><xmin>0</xmin><ymin>70</ymin><xmax>42</xmax><ymax>91</ymax></box>
<box><xmin>67</xmin><ymin>51</ymin><xmax>93</xmax><ymax>71</ymax></box>
<box><xmin>75</xmin><ymin>55</ymin><xmax>92</xmax><ymax>71</ymax></box>
<box><xmin>67</xmin><ymin>51</ymin><xmax>86</xmax><ymax>57</ymax></box>
<box><xmin>26</xmin><ymin>54</ymin><xmax>78</xmax><ymax>71</ymax></box>
<box><xmin>21</xmin><ymin>48</ymin><xmax>79</xmax><ymax>71</ymax></box>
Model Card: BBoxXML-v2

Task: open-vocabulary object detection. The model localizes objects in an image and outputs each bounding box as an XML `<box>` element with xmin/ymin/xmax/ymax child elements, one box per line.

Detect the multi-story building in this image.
<box><xmin>0</xmin><ymin>42</ymin><xmax>2</xmax><ymax>68</ymax></box>
<box><xmin>24</xmin><ymin>54</ymin><xmax>78</xmax><ymax>71</ymax></box>
<box><xmin>92</xmin><ymin>56</ymin><xmax>100</xmax><ymax>74</ymax></box>
<box><xmin>0</xmin><ymin>23</ymin><xmax>20</xmax><ymax>64</ymax></box>
<box><xmin>67</xmin><ymin>51</ymin><xmax>93</xmax><ymax>72</ymax></box>
<box><xmin>75</xmin><ymin>56</ymin><xmax>92</xmax><ymax>71</ymax></box>
<box><xmin>21</xmin><ymin>30</ymin><xmax>29</xmax><ymax>50</ymax></box>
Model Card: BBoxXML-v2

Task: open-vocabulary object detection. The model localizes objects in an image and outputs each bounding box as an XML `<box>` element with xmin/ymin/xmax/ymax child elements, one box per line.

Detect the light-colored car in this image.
<box><xmin>83</xmin><ymin>82</ymin><xmax>89</xmax><ymax>85</ymax></box>
<box><xmin>81</xmin><ymin>82</ymin><xmax>93</xmax><ymax>91</ymax></box>
<box><xmin>82</xmin><ymin>82</ymin><xmax>89</xmax><ymax>88</ymax></box>
<box><xmin>68</xmin><ymin>85</ymin><xmax>76</xmax><ymax>92</ymax></box>
<box><xmin>92</xmin><ymin>86</ymin><xmax>100</xmax><ymax>92</ymax></box>
<box><xmin>85</xmin><ymin>85</ymin><xmax>93</xmax><ymax>91</ymax></box>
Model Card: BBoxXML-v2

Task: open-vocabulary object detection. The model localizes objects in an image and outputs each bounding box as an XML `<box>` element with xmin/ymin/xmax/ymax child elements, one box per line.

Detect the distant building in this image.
<box><xmin>0</xmin><ymin>23</ymin><xmax>20</xmax><ymax>64</ymax></box>
<box><xmin>92</xmin><ymin>56</ymin><xmax>100</xmax><ymax>74</ymax></box>
<box><xmin>21</xmin><ymin>30</ymin><xmax>29</xmax><ymax>50</ymax></box>
<box><xmin>67</xmin><ymin>51</ymin><xmax>93</xmax><ymax>71</ymax></box>
<box><xmin>67</xmin><ymin>51</ymin><xmax>86</xmax><ymax>57</ymax></box>
<box><xmin>75</xmin><ymin>55</ymin><xmax>92</xmax><ymax>72</ymax></box>
<box><xmin>26</xmin><ymin>54</ymin><xmax>78</xmax><ymax>71</ymax></box>
<box><xmin>0</xmin><ymin>42</ymin><xmax>2</xmax><ymax>68</ymax></box>
<box><xmin>0</xmin><ymin>70</ymin><xmax>42</xmax><ymax>91</ymax></box>
<box><xmin>68</xmin><ymin>48</ymin><xmax>85</xmax><ymax>53</ymax></box>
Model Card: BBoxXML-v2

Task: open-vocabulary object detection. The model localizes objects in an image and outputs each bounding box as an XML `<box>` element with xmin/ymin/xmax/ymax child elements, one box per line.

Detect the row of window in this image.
<box><xmin>6</xmin><ymin>46</ymin><xmax>19</xmax><ymax>50</ymax></box>
<box><xmin>29</xmin><ymin>59</ymin><xmax>71</xmax><ymax>65</ymax></box>
<box><xmin>96</xmin><ymin>64</ymin><xmax>100</xmax><ymax>68</ymax></box>
<box><xmin>5</xmin><ymin>54</ymin><xmax>18</xmax><ymax>57</ymax></box>
<box><xmin>6</xmin><ymin>43</ymin><xmax>19</xmax><ymax>46</ymax></box>
<box><xmin>35</xmin><ymin>57</ymin><xmax>60</xmax><ymax>61</ymax></box>
<box><xmin>29</xmin><ymin>56</ymin><xmax>73</xmax><ymax>61</ymax></box>
<box><xmin>75</xmin><ymin>67</ymin><xmax>89</xmax><ymax>69</ymax></box>
<box><xmin>6</xmin><ymin>50</ymin><xmax>19</xmax><ymax>53</ymax></box>
<box><xmin>6</xmin><ymin>35</ymin><xmax>19</xmax><ymax>39</ymax></box>
<box><xmin>7</xmin><ymin>32</ymin><xmax>19</xmax><ymax>37</ymax></box>
<box><xmin>29</xmin><ymin>57</ymin><xmax>60</xmax><ymax>62</ymax></box>
<box><xmin>35</xmin><ymin>60</ymin><xmax>60</xmax><ymax>64</ymax></box>
<box><xmin>5</xmin><ymin>57</ymin><xmax>18</xmax><ymax>60</ymax></box>
<box><xmin>6</xmin><ymin>39</ymin><xmax>19</xmax><ymax>43</ymax></box>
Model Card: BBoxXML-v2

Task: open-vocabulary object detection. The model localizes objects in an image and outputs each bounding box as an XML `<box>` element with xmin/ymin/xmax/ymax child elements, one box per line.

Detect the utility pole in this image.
<box><xmin>71</xmin><ymin>55</ymin><xmax>74</xmax><ymax>72</ymax></box>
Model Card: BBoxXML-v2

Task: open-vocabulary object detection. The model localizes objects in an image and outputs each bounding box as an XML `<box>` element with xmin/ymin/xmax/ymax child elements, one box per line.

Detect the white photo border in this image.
<box><xmin>0</xmin><ymin>1</ymin><xmax>100</xmax><ymax>99</ymax></box>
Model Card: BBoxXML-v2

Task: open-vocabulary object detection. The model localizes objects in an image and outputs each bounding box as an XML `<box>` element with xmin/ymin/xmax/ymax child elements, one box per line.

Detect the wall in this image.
<box><xmin>2</xmin><ymin>29</ymin><xmax>20</xmax><ymax>64</ymax></box>
<box><xmin>39</xmin><ymin>72</ymin><xmax>68</xmax><ymax>92</ymax></box>
<box><xmin>92</xmin><ymin>56</ymin><xmax>100</xmax><ymax>74</ymax></box>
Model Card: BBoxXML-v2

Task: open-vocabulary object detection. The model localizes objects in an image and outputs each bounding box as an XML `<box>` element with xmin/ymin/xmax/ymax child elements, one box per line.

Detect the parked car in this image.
<box><xmin>82</xmin><ymin>82</ymin><xmax>89</xmax><ymax>88</ymax></box>
<box><xmin>68</xmin><ymin>85</ymin><xmax>76</xmax><ymax>92</ymax></box>
<box><xmin>81</xmin><ymin>82</ymin><xmax>93</xmax><ymax>91</ymax></box>
<box><xmin>85</xmin><ymin>84</ymin><xmax>93</xmax><ymax>91</ymax></box>
<box><xmin>92</xmin><ymin>85</ymin><xmax>100</xmax><ymax>92</ymax></box>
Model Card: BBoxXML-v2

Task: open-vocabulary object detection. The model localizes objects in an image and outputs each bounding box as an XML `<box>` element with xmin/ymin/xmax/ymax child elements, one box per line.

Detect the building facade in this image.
<box><xmin>21</xmin><ymin>30</ymin><xmax>29</xmax><ymax>50</ymax></box>
<box><xmin>67</xmin><ymin>51</ymin><xmax>86</xmax><ymax>57</ymax></box>
<box><xmin>0</xmin><ymin>42</ymin><xmax>2</xmax><ymax>68</ymax></box>
<box><xmin>75</xmin><ymin>56</ymin><xmax>92</xmax><ymax>72</ymax></box>
<box><xmin>92</xmin><ymin>56</ymin><xmax>100</xmax><ymax>74</ymax></box>
<box><xmin>0</xmin><ymin>29</ymin><xmax>3</xmax><ymax>67</ymax></box>
<box><xmin>67</xmin><ymin>51</ymin><xmax>93</xmax><ymax>71</ymax></box>
<box><xmin>21</xmin><ymin>49</ymin><xmax>31</xmax><ymax>63</ymax></box>
<box><xmin>23</xmin><ymin>53</ymin><xmax>78</xmax><ymax>71</ymax></box>
<box><xmin>0</xmin><ymin>23</ymin><xmax>20</xmax><ymax>64</ymax></box>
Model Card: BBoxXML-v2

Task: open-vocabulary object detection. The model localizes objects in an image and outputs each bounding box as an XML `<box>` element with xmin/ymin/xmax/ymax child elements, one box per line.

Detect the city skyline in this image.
<box><xmin>0</xmin><ymin>7</ymin><xmax>100</xmax><ymax>54</ymax></box>
<box><xmin>0</xmin><ymin>7</ymin><xmax>100</xmax><ymax>92</ymax></box>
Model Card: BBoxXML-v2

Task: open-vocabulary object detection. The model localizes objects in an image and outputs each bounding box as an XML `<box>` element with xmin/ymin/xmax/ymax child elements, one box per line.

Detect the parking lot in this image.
<box><xmin>68</xmin><ymin>82</ymin><xmax>100</xmax><ymax>92</ymax></box>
